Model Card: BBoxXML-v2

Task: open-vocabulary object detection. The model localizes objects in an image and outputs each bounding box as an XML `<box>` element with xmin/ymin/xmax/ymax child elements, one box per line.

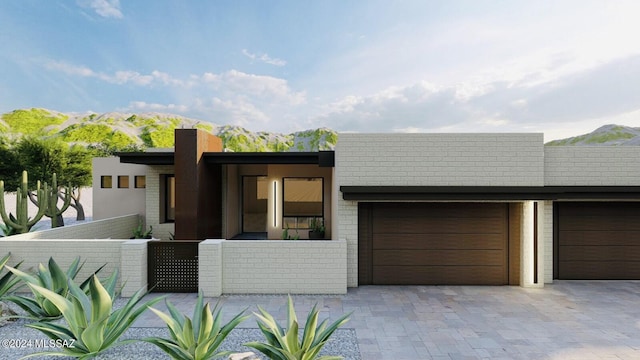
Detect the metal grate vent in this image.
<box><xmin>148</xmin><ymin>241</ymin><xmax>199</xmax><ymax>292</ymax></box>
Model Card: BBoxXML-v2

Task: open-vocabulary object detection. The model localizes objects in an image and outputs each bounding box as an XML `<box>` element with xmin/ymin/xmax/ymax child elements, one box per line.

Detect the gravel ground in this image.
<box><xmin>0</xmin><ymin>301</ymin><xmax>361</xmax><ymax>360</ymax></box>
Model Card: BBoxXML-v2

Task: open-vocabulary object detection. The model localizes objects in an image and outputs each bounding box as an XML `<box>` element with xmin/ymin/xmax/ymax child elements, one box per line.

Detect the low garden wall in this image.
<box><xmin>2</xmin><ymin>239</ymin><xmax>127</xmax><ymax>290</ymax></box>
<box><xmin>199</xmin><ymin>239</ymin><xmax>348</xmax><ymax>296</ymax></box>
<box><xmin>5</xmin><ymin>214</ymin><xmax>139</xmax><ymax>240</ymax></box>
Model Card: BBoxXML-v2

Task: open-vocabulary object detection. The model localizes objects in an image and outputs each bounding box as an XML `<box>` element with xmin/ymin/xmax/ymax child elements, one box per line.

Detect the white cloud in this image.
<box><xmin>127</xmin><ymin>101</ymin><xmax>189</xmax><ymax>113</ymax></box>
<box><xmin>241</xmin><ymin>49</ymin><xmax>287</xmax><ymax>67</ymax></box>
<box><xmin>77</xmin><ymin>0</ymin><xmax>123</xmax><ymax>19</ymax></box>
<box><xmin>314</xmin><ymin>54</ymin><xmax>640</xmax><ymax>139</ymax></box>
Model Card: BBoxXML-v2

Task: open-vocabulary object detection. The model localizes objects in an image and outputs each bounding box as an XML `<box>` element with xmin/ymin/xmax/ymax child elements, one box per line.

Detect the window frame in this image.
<box><xmin>282</xmin><ymin>177</ymin><xmax>324</xmax><ymax>229</ymax></box>
<box><xmin>134</xmin><ymin>175</ymin><xmax>146</xmax><ymax>189</ymax></box>
<box><xmin>117</xmin><ymin>175</ymin><xmax>129</xmax><ymax>189</ymax></box>
<box><xmin>100</xmin><ymin>175</ymin><xmax>112</xmax><ymax>189</ymax></box>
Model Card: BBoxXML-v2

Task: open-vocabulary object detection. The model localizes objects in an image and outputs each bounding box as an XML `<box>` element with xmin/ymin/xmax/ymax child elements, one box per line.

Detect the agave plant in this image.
<box><xmin>23</xmin><ymin>271</ymin><xmax>164</xmax><ymax>359</ymax></box>
<box><xmin>245</xmin><ymin>295</ymin><xmax>352</xmax><ymax>360</ymax></box>
<box><xmin>5</xmin><ymin>257</ymin><xmax>105</xmax><ymax>320</ymax></box>
<box><xmin>0</xmin><ymin>253</ymin><xmax>23</xmax><ymax>321</ymax></box>
<box><xmin>0</xmin><ymin>252</ymin><xmax>23</xmax><ymax>299</ymax></box>
<box><xmin>143</xmin><ymin>292</ymin><xmax>249</xmax><ymax>360</ymax></box>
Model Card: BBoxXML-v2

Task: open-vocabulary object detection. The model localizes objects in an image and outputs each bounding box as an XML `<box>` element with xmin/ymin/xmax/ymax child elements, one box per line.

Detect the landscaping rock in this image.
<box><xmin>229</xmin><ymin>352</ymin><xmax>260</xmax><ymax>360</ymax></box>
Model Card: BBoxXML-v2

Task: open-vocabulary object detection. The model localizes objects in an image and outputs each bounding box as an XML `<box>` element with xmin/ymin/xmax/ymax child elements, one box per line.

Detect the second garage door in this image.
<box><xmin>359</xmin><ymin>202</ymin><xmax>510</xmax><ymax>285</ymax></box>
<box><xmin>556</xmin><ymin>202</ymin><xmax>640</xmax><ymax>279</ymax></box>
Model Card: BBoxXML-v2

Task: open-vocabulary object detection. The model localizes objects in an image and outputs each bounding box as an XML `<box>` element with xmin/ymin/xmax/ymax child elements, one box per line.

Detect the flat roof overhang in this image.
<box><xmin>340</xmin><ymin>186</ymin><xmax>640</xmax><ymax>201</ymax></box>
<box><xmin>116</xmin><ymin>152</ymin><xmax>174</xmax><ymax>165</ymax></box>
<box><xmin>203</xmin><ymin>151</ymin><xmax>335</xmax><ymax>167</ymax></box>
<box><xmin>115</xmin><ymin>151</ymin><xmax>335</xmax><ymax>167</ymax></box>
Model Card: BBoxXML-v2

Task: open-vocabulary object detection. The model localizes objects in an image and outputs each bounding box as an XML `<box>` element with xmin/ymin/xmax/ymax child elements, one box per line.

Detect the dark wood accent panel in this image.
<box><xmin>359</xmin><ymin>202</ymin><xmax>509</xmax><ymax>285</ymax></box>
<box><xmin>557</xmin><ymin>202</ymin><xmax>640</xmax><ymax>279</ymax></box>
<box><xmin>358</xmin><ymin>203</ymin><xmax>373</xmax><ymax>285</ymax></box>
<box><xmin>508</xmin><ymin>203</ymin><xmax>522</xmax><ymax>285</ymax></box>
<box><xmin>175</xmin><ymin>129</ymin><xmax>223</xmax><ymax>240</ymax></box>
<box><xmin>372</xmin><ymin>266</ymin><xmax>507</xmax><ymax>285</ymax></box>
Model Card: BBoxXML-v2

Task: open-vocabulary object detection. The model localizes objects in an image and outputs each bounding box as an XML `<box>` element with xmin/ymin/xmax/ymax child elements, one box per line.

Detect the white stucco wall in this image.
<box><xmin>92</xmin><ymin>157</ymin><xmax>147</xmax><ymax>220</ymax></box>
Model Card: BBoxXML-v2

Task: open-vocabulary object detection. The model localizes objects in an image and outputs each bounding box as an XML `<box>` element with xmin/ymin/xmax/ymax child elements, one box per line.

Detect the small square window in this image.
<box><xmin>118</xmin><ymin>175</ymin><xmax>129</xmax><ymax>188</ymax></box>
<box><xmin>100</xmin><ymin>176</ymin><xmax>112</xmax><ymax>188</ymax></box>
<box><xmin>135</xmin><ymin>176</ymin><xmax>146</xmax><ymax>188</ymax></box>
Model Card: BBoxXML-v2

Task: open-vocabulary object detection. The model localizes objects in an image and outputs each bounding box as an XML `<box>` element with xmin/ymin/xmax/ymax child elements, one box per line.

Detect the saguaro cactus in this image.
<box><xmin>40</xmin><ymin>174</ymin><xmax>71</xmax><ymax>228</ymax></box>
<box><xmin>0</xmin><ymin>171</ymin><xmax>48</xmax><ymax>234</ymax></box>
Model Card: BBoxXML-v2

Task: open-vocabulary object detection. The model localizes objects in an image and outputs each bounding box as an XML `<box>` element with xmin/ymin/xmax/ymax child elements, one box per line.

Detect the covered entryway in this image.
<box><xmin>555</xmin><ymin>202</ymin><xmax>640</xmax><ymax>279</ymax></box>
<box><xmin>359</xmin><ymin>202</ymin><xmax>520</xmax><ymax>285</ymax></box>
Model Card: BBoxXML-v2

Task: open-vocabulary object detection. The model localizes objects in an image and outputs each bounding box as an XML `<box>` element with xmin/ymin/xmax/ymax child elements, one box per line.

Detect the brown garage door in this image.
<box><xmin>557</xmin><ymin>202</ymin><xmax>640</xmax><ymax>279</ymax></box>
<box><xmin>359</xmin><ymin>203</ymin><xmax>509</xmax><ymax>285</ymax></box>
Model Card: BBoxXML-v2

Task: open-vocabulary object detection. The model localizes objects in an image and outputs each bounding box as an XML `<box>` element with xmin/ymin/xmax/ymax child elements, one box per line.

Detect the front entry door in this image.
<box><xmin>242</xmin><ymin>176</ymin><xmax>268</xmax><ymax>233</ymax></box>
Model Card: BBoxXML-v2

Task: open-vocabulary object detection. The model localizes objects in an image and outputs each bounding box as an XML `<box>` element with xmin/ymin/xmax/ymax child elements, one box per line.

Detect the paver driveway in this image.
<box><xmin>133</xmin><ymin>281</ymin><xmax>640</xmax><ymax>359</ymax></box>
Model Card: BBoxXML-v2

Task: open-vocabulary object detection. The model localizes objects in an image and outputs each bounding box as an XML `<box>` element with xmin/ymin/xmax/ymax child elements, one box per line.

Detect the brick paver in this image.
<box><xmin>133</xmin><ymin>281</ymin><xmax>640</xmax><ymax>359</ymax></box>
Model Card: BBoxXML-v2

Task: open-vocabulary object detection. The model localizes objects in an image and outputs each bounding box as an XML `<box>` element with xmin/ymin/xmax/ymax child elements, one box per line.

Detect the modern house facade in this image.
<box><xmin>93</xmin><ymin>129</ymin><xmax>640</xmax><ymax>291</ymax></box>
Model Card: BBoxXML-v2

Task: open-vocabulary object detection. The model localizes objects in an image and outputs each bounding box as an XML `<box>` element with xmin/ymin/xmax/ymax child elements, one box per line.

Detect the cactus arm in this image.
<box><xmin>45</xmin><ymin>174</ymin><xmax>71</xmax><ymax>228</ymax></box>
<box><xmin>27</xmin><ymin>183</ymin><xmax>47</xmax><ymax>229</ymax></box>
<box><xmin>0</xmin><ymin>171</ymin><xmax>48</xmax><ymax>234</ymax></box>
<box><xmin>0</xmin><ymin>180</ymin><xmax>18</xmax><ymax>229</ymax></box>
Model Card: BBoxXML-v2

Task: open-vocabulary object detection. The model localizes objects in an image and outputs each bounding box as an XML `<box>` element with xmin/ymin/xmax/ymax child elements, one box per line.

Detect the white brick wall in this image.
<box><xmin>120</xmin><ymin>239</ymin><xmax>151</xmax><ymax>297</ymax></box>
<box><xmin>199</xmin><ymin>240</ymin><xmax>223</xmax><ymax>296</ymax></box>
<box><xmin>336</xmin><ymin>133</ymin><xmax>544</xmax><ymax>187</ymax></box>
<box><xmin>6</xmin><ymin>214</ymin><xmax>139</xmax><ymax>240</ymax></box>
<box><xmin>542</xmin><ymin>201</ymin><xmax>553</xmax><ymax>284</ymax></box>
<box><xmin>3</xmin><ymin>240</ymin><xmax>125</xmax><ymax>289</ymax></box>
<box><xmin>545</xmin><ymin>147</ymin><xmax>640</xmax><ymax>185</ymax></box>
<box><xmin>335</xmin><ymin>133</ymin><xmax>544</xmax><ymax>287</ymax></box>
<box><xmin>145</xmin><ymin>165</ymin><xmax>175</xmax><ymax>240</ymax></box>
<box><xmin>199</xmin><ymin>239</ymin><xmax>348</xmax><ymax>294</ymax></box>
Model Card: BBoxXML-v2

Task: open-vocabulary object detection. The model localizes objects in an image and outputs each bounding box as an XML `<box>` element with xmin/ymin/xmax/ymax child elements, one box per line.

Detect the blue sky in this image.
<box><xmin>2</xmin><ymin>1</ymin><xmax>640</xmax><ymax>140</ymax></box>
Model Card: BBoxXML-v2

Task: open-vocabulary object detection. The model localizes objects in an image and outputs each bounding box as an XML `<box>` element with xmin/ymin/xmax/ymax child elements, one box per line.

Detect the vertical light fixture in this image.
<box><xmin>273</xmin><ymin>180</ymin><xmax>277</xmax><ymax>227</ymax></box>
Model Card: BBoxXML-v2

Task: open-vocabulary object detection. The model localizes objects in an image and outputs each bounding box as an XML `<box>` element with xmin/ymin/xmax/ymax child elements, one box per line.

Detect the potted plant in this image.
<box><xmin>308</xmin><ymin>218</ymin><xmax>325</xmax><ymax>240</ymax></box>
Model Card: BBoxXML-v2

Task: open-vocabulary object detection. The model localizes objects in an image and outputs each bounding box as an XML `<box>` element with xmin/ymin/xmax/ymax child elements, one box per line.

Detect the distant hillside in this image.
<box><xmin>0</xmin><ymin>108</ymin><xmax>337</xmax><ymax>152</ymax></box>
<box><xmin>546</xmin><ymin>124</ymin><xmax>640</xmax><ymax>146</ymax></box>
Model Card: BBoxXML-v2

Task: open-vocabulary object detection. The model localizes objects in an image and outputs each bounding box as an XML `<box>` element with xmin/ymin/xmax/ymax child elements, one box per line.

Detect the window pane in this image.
<box><xmin>135</xmin><ymin>176</ymin><xmax>146</xmax><ymax>188</ymax></box>
<box><xmin>118</xmin><ymin>175</ymin><xmax>129</xmax><ymax>188</ymax></box>
<box><xmin>101</xmin><ymin>176</ymin><xmax>112</xmax><ymax>188</ymax></box>
<box><xmin>283</xmin><ymin>178</ymin><xmax>323</xmax><ymax>217</ymax></box>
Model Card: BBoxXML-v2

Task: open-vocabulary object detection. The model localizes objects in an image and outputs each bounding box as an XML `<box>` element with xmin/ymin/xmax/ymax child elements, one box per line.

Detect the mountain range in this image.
<box><xmin>2</xmin><ymin>108</ymin><xmax>639</xmax><ymax>150</ymax></box>
<box><xmin>0</xmin><ymin>108</ymin><xmax>337</xmax><ymax>152</ymax></box>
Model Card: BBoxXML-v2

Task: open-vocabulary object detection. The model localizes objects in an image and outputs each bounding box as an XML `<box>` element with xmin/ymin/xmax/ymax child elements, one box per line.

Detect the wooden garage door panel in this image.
<box><xmin>557</xmin><ymin>202</ymin><xmax>640</xmax><ymax>280</ymax></box>
<box><xmin>373</xmin><ymin>249</ymin><xmax>505</xmax><ymax>266</ymax></box>
<box><xmin>372</xmin><ymin>233</ymin><xmax>505</xmax><ymax>250</ymax></box>
<box><xmin>558</xmin><ymin>202</ymin><xmax>640</xmax><ymax>217</ymax></box>
<box><xmin>559</xmin><ymin>245</ymin><xmax>640</xmax><ymax>262</ymax></box>
<box><xmin>559</xmin><ymin>216</ymin><xmax>640</xmax><ymax>231</ymax></box>
<box><xmin>559</xmin><ymin>262</ymin><xmax>640</xmax><ymax>280</ymax></box>
<box><xmin>361</xmin><ymin>202</ymin><xmax>508</xmax><ymax>285</ymax></box>
<box><xmin>373</xmin><ymin>217</ymin><xmax>506</xmax><ymax>234</ymax></box>
<box><xmin>558</xmin><ymin>231</ymin><xmax>640</xmax><ymax>246</ymax></box>
<box><xmin>372</xmin><ymin>202</ymin><xmax>506</xmax><ymax>218</ymax></box>
<box><xmin>372</xmin><ymin>266</ymin><xmax>506</xmax><ymax>285</ymax></box>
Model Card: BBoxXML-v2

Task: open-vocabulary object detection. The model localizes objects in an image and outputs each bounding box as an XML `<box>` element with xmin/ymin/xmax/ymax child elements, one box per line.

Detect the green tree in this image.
<box><xmin>0</xmin><ymin>137</ymin><xmax>20</xmax><ymax>190</ymax></box>
<box><xmin>13</xmin><ymin>137</ymin><xmax>94</xmax><ymax>223</ymax></box>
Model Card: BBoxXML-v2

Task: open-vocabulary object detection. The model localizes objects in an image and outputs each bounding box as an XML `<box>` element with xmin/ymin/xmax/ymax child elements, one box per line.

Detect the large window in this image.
<box><xmin>282</xmin><ymin>177</ymin><xmax>323</xmax><ymax>229</ymax></box>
